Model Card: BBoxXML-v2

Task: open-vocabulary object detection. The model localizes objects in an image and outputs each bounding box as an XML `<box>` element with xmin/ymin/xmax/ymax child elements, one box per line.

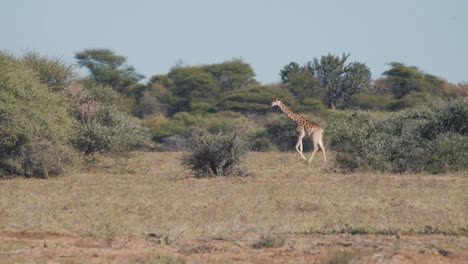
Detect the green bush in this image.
<box><xmin>347</xmin><ymin>93</ymin><xmax>391</xmax><ymax>110</ymax></box>
<box><xmin>182</xmin><ymin>129</ymin><xmax>248</xmax><ymax>177</ymax></box>
<box><xmin>299</xmin><ymin>97</ymin><xmax>327</xmax><ymax>113</ymax></box>
<box><xmin>265</xmin><ymin>116</ymin><xmax>299</xmax><ymax>151</ymax></box>
<box><xmin>64</xmin><ymin>82</ymin><xmax>153</xmax><ymax>154</ymax></box>
<box><xmin>328</xmin><ymin>99</ymin><xmax>468</xmax><ymax>173</ymax></box>
<box><xmin>22</xmin><ymin>51</ymin><xmax>75</xmax><ymax>91</ymax></box>
<box><xmin>246</xmin><ymin>129</ymin><xmax>272</xmax><ymax>151</ymax></box>
<box><xmin>386</xmin><ymin>92</ymin><xmax>431</xmax><ymax>111</ymax></box>
<box><xmin>424</xmin><ymin>133</ymin><xmax>468</xmax><ymax>173</ymax></box>
<box><xmin>0</xmin><ymin>52</ymin><xmax>78</xmax><ymax>177</ymax></box>
<box><xmin>74</xmin><ymin>108</ymin><xmax>153</xmax><ymax>154</ymax></box>
<box><xmin>147</xmin><ymin>111</ymin><xmax>245</xmax><ymax>150</ymax></box>
<box><xmin>216</xmin><ymin>84</ymin><xmax>296</xmax><ymax>114</ymax></box>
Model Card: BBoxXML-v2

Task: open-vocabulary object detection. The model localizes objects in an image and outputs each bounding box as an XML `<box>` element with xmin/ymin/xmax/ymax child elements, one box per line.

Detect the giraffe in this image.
<box><xmin>271</xmin><ymin>97</ymin><xmax>327</xmax><ymax>163</ymax></box>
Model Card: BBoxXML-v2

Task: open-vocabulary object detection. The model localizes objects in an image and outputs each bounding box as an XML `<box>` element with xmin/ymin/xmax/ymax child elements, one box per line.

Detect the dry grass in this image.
<box><xmin>0</xmin><ymin>151</ymin><xmax>467</xmax><ymax>263</ymax></box>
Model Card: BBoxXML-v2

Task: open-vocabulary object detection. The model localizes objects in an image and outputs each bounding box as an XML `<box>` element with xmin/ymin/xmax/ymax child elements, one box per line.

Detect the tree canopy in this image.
<box><xmin>75</xmin><ymin>49</ymin><xmax>144</xmax><ymax>94</ymax></box>
<box><xmin>382</xmin><ymin>62</ymin><xmax>445</xmax><ymax>98</ymax></box>
<box><xmin>310</xmin><ymin>53</ymin><xmax>371</xmax><ymax>109</ymax></box>
<box><xmin>281</xmin><ymin>54</ymin><xmax>371</xmax><ymax>109</ymax></box>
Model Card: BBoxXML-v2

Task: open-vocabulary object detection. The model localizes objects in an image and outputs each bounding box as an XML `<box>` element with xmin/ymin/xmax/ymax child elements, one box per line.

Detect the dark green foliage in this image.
<box><xmin>386</xmin><ymin>92</ymin><xmax>432</xmax><ymax>111</ymax></box>
<box><xmin>143</xmin><ymin>60</ymin><xmax>258</xmax><ymax>116</ymax></box>
<box><xmin>382</xmin><ymin>62</ymin><xmax>446</xmax><ymax>98</ymax></box>
<box><xmin>280</xmin><ymin>62</ymin><xmax>302</xmax><ymax>83</ymax></box>
<box><xmin>182</xmin><ymin>129</ymin><xmax>248</xmax><ymax>177</ymax></box>
<box><xmin>282</xmin><ymin>55</ymin><xmax>371</xmax><ymax>109</ymax></box>
<box><xmin>75</xmin><ymin>49</ymin><xmax>144</xmax><ymax>94</ymax></box>
<box><xmin>347</xmin><ymin>93</ymin><xmax>392</xmax><ymax>110</ymax></box>
<box><xmin>383</xmin><ymin>62</ymin><xmax>425</xmax><ymax>98</ymax></box>
<box><xmin>424</xmin><ymin>133</ymin><xmax>468</xmax><ymax>173</ymax></box>
<box><xmin>148</xmin><ymin>119</ymin><xmax>191</xmax><ymax>146</ymax></box>
<box><xmin>310</xmin><ymin>54</ymin><xmax>371</xmax><ymax>109</ymax></box>
<box><xmin>167</xmin><ymin>66</ymin><xmax>220</xmax><ymax>112</ymax></box>
<box><xmin>265</xmin><ymin>116</ymin><xmax>297</xmax><ymax>151</ymax></box>
<box><xmin>246</xmin><ymin>129</ymin><xmax>272</xmax><ymax>151</ymax></box>
<box><xmin>216</xmin><ymin>85</ymin><xmax>295</xmax><ymax>114</ymax></box>
<box><xmin>341</xmin><ymin>62</ymin><xmax>372</xmax><ymax>102</ymax></box>
<box><xmin>202</xmin><ymin>58</ymin><xmax>257</xmax><ymax>91</ymax></box>
<box><xmin>0</xmin><ymin>52</ymin><xmax>78</xmax><ymax>177</ymax></box>
<box><xmin>328</xmin><ymin>99</ymin><xmax>468</xmax><ymax>173</ymax></box>
<box><xmin>280</xmin><ymin>62</ymin><xmax>324</xmax><ymax>102</ymax></box>
<box><xmin>299</xmin><ymin>98</ymin><xmax>327</xmax><ymax>113</ymax></box>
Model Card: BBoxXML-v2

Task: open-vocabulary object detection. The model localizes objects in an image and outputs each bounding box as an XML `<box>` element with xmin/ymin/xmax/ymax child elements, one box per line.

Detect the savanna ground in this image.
<box><xmin>0</xmin><ymin>152</ymin><xmax>467</xmax><ymax>264</ymax></box>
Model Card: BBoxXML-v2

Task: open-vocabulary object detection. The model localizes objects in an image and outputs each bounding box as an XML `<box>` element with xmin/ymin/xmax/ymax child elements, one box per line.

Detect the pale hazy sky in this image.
<box><xmin>1</xmin><ymin>0</ymin><xmax>467</xmax><ymax>84</ymax></box>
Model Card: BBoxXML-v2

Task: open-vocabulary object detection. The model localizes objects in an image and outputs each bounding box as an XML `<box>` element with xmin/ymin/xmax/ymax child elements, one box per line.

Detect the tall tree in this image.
<box><xmin>341</xmin><ymin>62</ymin><xmax>372</xmax><ymax>102</ymax></box>
<box><xmin>280</xmin><ymin>62</ymin><xmax>324</xmax><ymax>102</ymax></box>
<box><xmin>75</xmin><ymin>49</ymin><xmax>144</xmax><ymax>94</ymax></box>
<box><xmin>310</xmin><ymin>53</ymin><xmax>371</xmax><ymax>109</ymax></box>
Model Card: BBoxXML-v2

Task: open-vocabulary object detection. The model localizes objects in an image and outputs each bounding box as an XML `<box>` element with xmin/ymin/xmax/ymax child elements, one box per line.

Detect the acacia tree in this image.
<box><xmin>75</xmin><ymin>49</ymin><xmax>144</xmax><ymax>94</ymax></box>
<box><xmin>310</xmin><ymin>53</ymin><xmax>371</xmax><ymax>109</ymax></box>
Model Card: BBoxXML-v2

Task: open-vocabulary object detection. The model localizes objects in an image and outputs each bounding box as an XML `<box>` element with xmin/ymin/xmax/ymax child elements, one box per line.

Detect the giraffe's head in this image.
<box><xmin>271</xmin><ymin>97</ymin><xmax>280</xmax><ymax>107</ymax></box>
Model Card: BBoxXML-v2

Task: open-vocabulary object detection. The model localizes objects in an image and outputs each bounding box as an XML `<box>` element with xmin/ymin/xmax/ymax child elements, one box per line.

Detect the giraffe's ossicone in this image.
<box><xmin>271</xmin><ymin>97</ymin><xmax>327</xmax><ymax>163</ymax></box>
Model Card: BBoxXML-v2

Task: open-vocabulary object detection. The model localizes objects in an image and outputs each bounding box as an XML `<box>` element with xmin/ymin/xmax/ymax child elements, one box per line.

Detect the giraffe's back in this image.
<box><xmin>295</xmin><ymin>117</ymin><xmax>322</xmax><ymax>137</ymax></box>
<box><xmin>305</xmin><ymin>121</ymin><xmax>323</xmax><ymax>136</ymax></box>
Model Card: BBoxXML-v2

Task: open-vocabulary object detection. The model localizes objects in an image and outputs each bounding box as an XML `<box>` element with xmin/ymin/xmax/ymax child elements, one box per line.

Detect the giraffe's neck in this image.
<box><xmin>278</xmin><ymin>102</ymin><xmax>301</xmax><ymax>123</ymax></box>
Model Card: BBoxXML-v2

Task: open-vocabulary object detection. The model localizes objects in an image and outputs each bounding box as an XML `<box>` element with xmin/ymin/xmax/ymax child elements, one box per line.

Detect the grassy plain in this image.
<box><xmin>0</xmin><ymin>152</ymin><xmax>467</xmax><ymax>263</ymax></box>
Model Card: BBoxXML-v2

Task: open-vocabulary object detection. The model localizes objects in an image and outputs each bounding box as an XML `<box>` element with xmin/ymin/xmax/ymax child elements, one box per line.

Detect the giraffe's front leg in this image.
<box><xmin>295</xmin><ymin>134</ymin><xmax>307</xmax><ymax>161</ymax></box>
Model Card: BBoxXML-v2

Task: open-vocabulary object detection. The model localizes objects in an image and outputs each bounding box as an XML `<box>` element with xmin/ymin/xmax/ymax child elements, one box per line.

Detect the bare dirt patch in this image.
<box><xmin>1</xmin><ymin>231</ymin><xmax>467</xmax><ymax>263</ymax></box>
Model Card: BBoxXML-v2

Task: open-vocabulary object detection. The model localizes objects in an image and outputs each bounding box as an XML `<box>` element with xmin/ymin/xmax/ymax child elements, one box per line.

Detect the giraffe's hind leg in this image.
<box><xmin>308</xmin><ymin>139</ymin><xmax>319</xmax><ymax>164</ymax></box>
<box><xmin>319</xmin><ymin>138</ymin><xmax>327</xmax><ymax>162</ymax></box>
<box><xmin>308</xmin><ymin>132</ymin><xmax>326</xmax><ymax>163</ymax></box>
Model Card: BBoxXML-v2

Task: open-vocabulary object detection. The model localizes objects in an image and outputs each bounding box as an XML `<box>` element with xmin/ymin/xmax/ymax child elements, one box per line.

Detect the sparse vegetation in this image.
<box><xmin>252</xmin><ymin>235</ymin><xmax>286</xmax><ymax>249</ymax></box>
<box><xmin>150</xmin><ymin>255</ymin><xmax>186</xmax><ymax>264</ymax></box>
<box><xmin>321</xmin><ymin>251</ymin><xmax>361</xmax><ymax>264</ymax></box>
<box><xmin>0</xmin><ymin>152</ymin><xmax>467</xmax><ymax>263</ymax></box>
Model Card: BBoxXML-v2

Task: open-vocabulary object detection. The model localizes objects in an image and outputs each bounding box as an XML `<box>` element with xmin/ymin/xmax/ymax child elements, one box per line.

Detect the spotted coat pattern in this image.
<box><xmin>271</xmin><ymin>98</ymin><xmax>327</xmax><ymax>163</ymax></box>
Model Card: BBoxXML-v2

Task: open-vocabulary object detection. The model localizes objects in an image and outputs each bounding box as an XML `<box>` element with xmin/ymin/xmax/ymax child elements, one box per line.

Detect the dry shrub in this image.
<box><xmin>182</xmin><ymin>127</ymin><xmax>248</xmax><ymax>178</ymax></box>
<box><xmin>252</xmin><ymin>235</ymin><xmax>286</xmax><ymax>249</ymax></box>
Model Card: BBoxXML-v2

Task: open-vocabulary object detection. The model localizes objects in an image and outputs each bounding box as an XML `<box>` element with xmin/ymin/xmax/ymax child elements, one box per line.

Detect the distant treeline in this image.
<box><xmin>0</xmin><ymin>49</ymin><xmax>467</xmax><ymax>177</ymax></box>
